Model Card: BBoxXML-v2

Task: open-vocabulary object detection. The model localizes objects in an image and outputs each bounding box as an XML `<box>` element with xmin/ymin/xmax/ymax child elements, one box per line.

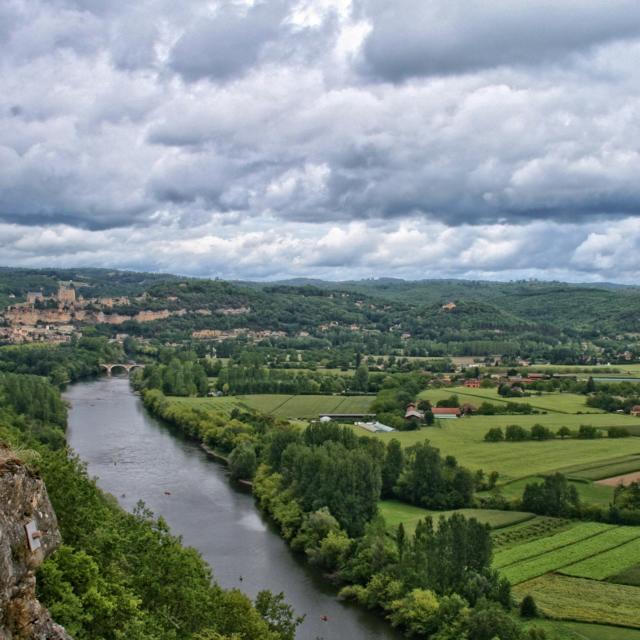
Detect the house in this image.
<box><xmin>432</xmin><ymin>407</ymin><xmax>461</xmax><ymax>419</ymax></box>
<box><xmin>405</xmin><ymin>403</ymin><xmax>425</xmax><ymax>420</ymax></box>
<box><xmin>464</xmin><ymin>378</ymin><xmax>481</xmax><ymax>388</ymax></box>
<box><xmin>631</xmin><ymin>405</ymin><xmax>640</xmax><ymax>417</ymax></box>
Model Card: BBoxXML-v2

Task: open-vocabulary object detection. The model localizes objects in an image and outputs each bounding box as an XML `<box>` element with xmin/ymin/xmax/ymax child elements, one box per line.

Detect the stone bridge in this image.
<box><xmin>99</xmin><ymin>363</ymin><xmax>144</xmax><ymax>376</ymax></box>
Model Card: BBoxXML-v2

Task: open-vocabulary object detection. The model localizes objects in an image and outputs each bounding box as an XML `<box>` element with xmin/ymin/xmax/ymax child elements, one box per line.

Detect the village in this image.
<box><xmin>0</xmin><ymin>283</ymin><xmax>174</xmax><ymax>344</ymax></box>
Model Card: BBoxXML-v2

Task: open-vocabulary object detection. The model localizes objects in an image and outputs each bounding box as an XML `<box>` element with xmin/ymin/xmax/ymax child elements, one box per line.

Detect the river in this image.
<box><xmin>65</xmin><ymin>376</ymin><xmax>400</xmax><ymax>640</ymax></box>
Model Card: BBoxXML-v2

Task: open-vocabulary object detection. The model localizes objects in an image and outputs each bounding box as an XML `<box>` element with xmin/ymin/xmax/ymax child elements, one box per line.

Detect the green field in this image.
<box><xmin>513</xmin><ymin>574</ymin><xmax>640</xmax><ymax>628</ymax></box>
<box><xmin>361</xmin><ymin>419</ymin><xmax>640</xmax><ymax>479</ymax></box>
<box><xmin>492</xmin><ymin>517</ymin><xmax>572</xmax><ymax>548</ymax></box>
<box><xmin>561</xmin><ymin>537</ymin><xmax>640</xmax><ymax>580</ymax></box>
<box><xmin>611</xmin><ymin>564</ymin><xmax>640</xmax><ymax>587</ymax></box>
<box><xmin>419</xmin><ymin>386</ymin><xmax>602</xmax><ymax>414</ymax></box>
<box><xmin>496</xmin><ymin>476</ymin><xmax>615</xmax><ymax>507</ymax></box>
<box><xmin>493</xmin><ymin>523</ymin><xmax>612</xmax><ymax>570</ymax></box>
<box><xmin>378</xmin><ymin>500</ymin><xmax>533</xmax><ymax>534</ymax></box>
<box><xmin>527</xmin><ymin>619</ymin><xmax>640</xmax><ymax>640</ymax></box>
<box><xmin>170</xmin><ymin>394</ymin><xmax>373</xmax><ymax>419</ymax></box>
<box><xmin>498</xmin><ymin>525</ymin><xmax>640</xmax><ymax>584</ymax></box>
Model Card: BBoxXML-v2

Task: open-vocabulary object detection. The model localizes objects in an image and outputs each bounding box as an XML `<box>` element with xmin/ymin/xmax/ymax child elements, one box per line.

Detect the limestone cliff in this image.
<box><xmin>0</xmin><ymin>447</ymin><xmax>72</xmax><ymax>640</ymax></box>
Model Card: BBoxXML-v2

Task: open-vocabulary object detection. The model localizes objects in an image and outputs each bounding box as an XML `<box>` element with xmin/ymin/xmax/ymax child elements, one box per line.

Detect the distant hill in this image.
<box><xmin>0</xmin><ymin>267</ymin><xmax>638</xmax><ymax>361</ymax></box>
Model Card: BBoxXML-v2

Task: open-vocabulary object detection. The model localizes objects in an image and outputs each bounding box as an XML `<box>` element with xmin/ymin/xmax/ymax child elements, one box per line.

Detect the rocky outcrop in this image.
<box><xmin>0</xmin><ymin>447</ymin><xmax>72</xmax><ymax>640</ymax></box>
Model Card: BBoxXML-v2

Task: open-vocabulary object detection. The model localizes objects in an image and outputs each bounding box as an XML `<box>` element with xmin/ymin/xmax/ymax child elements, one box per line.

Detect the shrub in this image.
<box><xmin>484</xmin><ymin>427</ymin><xmax>504</xmax><ymax>442</ymax></box>
<box><xmin>505</xmin><ymin>425</ymin><xmax>529</xmax><ymax>441</ymax></box>
<box><xmin>577</xmin><ymin>425</ymin><xmax>600</xmax><ymax>439</ymax></box>
<box><xmin>608</xmin><ymin>427</ymin><xmax>630</xmax><ymax>438</ymax></box>
<box><xmin>520</xmin><ymin>594</ymin><xmax>538</xmax><ymax>618</ymax></box>
<box><xmin>530</xmin><ymin>424</ymin><xmax>554</xmax><ymax>441</ymax></box>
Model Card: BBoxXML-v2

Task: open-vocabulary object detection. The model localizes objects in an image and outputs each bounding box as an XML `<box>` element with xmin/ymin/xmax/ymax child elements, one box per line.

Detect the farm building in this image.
<box><xmin>405</xmin><ymin>403</ymin><xmax>425</xmax><ymax>420</ymax></box>
<box><xmin>318</xmin><ymin>413</ymin><xmax>375</xmax><ymax>421</ymax></box>
<box><xmin>631</xmin><ymin>405</ymin><xmax>640</xmax><ymax>417</ymax></box>
<box><xmin>355</xmin><ymin>421</ymin><xmax>395</xmax><ymax>433</ymax></box>
<box><xmin>432</xmin><ymin>407</ymin><xmax>461</xmax><ymax>419</ymax></box>
<box><xmin>463</xmin><ymin>378</ymin><xmax>481</xmax><ymax>388</ymax></box>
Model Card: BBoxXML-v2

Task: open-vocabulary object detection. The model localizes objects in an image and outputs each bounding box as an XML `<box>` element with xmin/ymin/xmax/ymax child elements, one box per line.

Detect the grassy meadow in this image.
<box><xmin>513</xmin><ymin>574</ymin><xmax>640</xmax><ymax>628</ymax></box>
<box><xmin>418</xmin><ymin>385</ymin><xmax>604</xmax><ymax>414</ymax></box>
<box><xmin>171</xmin><ymin>393</ymin><xmax>374</xmax><ymax>419</ymax></box>
<box><xmin>378</xmin><ymin>499</ymin><xmax>533</xmax><ymax>534</ymax></box>
<box><xmin>360</xmin><ymin>418</ymin><xmax>640</xmax><ymax>478</ymax></box>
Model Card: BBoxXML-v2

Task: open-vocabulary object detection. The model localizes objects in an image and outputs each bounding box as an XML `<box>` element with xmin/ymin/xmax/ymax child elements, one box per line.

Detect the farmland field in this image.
<box><xmin>527</xmin><ymin>619</ymin><xmax>640</xmax><ymax>640</ymax></box>
<box><xmin>360</xmin><ymin>419</ymin><xmax>640</xmax><ymax>478</ymax></box>
<box><xmin>170</xmin><ymin>393</ymin><xmax>374</xmax><ymax>419</ymax></box>
<box><xmin>418</xmin><ymin>386</ymin><xmax>602</xmax><ymax>414</ymax></box>
<box><xmin>493</xmin><ymin>522</ymin><xmax>611</xmax><ymax>569</ymax></box>
<box><xmin>378</xmin><ymin>500</ymin><xmax>533</xmax><ymax>534</ymax></box>
<box><xmin>496</xmin><ymin>476</ymin><xmax>615</xmax><ymax>507</ymax></box>
<box><xmin>513</xmin><ymin>574</ymin><xmax>640</xmax><ymax>628</ymax></box>
<box><xmin>497</xmin><ymin>525</ymin><xmax>640</xmax><ymax>584</ymax></box>
<box><xmin>561</xmin><ymin>537</ymin><xmax>640</xmax><ymax>580</ymax></box>
<box><xmin>611</xmin><ymin>564</ymin><xmax>640</xmax><ymax>586</ymax></box>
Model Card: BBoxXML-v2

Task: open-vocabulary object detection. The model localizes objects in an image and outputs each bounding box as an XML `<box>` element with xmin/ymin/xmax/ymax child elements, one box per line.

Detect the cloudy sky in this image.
<box><xmin>1</xmin><ymin>0</ymin><xmax>640</xmax><ymax>282</ymax></box>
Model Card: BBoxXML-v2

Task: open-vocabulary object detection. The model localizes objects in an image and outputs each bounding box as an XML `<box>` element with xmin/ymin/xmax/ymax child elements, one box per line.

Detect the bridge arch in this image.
<box><xmin>100</xmin><ymin>363</ymin><xmax>144</xmax><ymax>376</ymax></box>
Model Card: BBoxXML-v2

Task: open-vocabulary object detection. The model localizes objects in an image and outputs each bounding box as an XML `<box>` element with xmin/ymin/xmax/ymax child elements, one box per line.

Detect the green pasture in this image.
<box><xmin>419</xmin><ymin>386</ymin><xmax>601</xmax><ymax>414</ymax></box>
<box><xmin>378</xmin><ymin>500</ymin><xmax>533</xmax><ymax>534</ymax></box>
<box><xmin>169</xmin><ymin>395</ymin><xmax>241</xmax><ymax>416</ymax></box>
<box><xmin>527</xmin><ymin>619</ymin><xmax>640</xmax><ymax>640</ymax></box>
<box><xmin>169</xmin><ymin>393</ymin><xmax>373</xmax><ymax>419</ymax></box>
<box><xmin>362</xmin><ymin>418</ymin><xmax>640</xmax><ymax>479</ymax></box>
<box><xmin>496</xmin><ymin>476</ymin><xmax>615</xmax><ymax>507</ymax></box>
<box><xmin>513</xmin><ymin>574</ymin><xmax>640</xmax><ymax>628</ymax></box>
<box><xmin>612</xmin><ymin>564</ymin><xmax>640</xmax><ymax>587</ymax></box>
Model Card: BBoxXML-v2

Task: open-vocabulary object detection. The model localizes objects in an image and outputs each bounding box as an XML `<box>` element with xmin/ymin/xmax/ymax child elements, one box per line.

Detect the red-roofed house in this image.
<box><xmin>631</xmin><ymin>405</ymin><xmax>640</xmax><ymax>417</ymax></box>
<box><xmin>464</xmin><ymin>378</ymin><xmax>481</xmax><ymax>388</ymax></box>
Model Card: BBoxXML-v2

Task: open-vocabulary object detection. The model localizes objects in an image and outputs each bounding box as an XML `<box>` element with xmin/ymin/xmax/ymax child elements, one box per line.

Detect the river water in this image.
<box><xmin>65</xmin><ymin>376</ymin><xmax>400</xmax><ymax>640</ymax></box>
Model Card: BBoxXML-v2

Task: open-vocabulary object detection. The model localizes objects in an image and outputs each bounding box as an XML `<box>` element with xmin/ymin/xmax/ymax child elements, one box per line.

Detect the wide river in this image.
<box><xmin>65</xmin><ymin>376</ymin><xmax>401</xmax><ymax>640</ymax></box>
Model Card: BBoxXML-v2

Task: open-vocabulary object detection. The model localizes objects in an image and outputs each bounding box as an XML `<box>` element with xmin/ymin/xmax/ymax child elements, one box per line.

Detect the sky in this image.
<box><xmin>1</xmin><ymin>0</ymin><xmax>640</xmax><ymax>283</ymax></box>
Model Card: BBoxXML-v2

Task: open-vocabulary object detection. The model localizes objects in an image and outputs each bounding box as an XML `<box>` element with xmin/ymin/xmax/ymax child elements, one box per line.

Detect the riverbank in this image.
<box><xmin>66</xmin><ymin>376</ymin><xmax>401</xmax><ymax>640</ymax></box>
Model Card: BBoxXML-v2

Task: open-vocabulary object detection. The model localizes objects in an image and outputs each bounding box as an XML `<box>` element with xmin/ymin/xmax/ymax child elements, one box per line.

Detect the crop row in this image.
<box><xmin>512</xmin><ymin>574</ymin><xmax>640</xmax><ymax>629</ymax></box>
<box><xmin>560</xmin><ymin>537</ymin><xmax>640</xmax><ymax>580</ymax></box>
<box><xmin>493</xmin><ymin>522</ymin><xmax>611</xmax><ymax>569</ymax></box>
<box><xmin>501</xmin><ymin>526</ymin><xmax>640</xmax><ymax>584</ymax></box>
<box><xmin>492</xmin><ymin>517</ymin><xmax>570</xmax><ymax>548</ymax></box>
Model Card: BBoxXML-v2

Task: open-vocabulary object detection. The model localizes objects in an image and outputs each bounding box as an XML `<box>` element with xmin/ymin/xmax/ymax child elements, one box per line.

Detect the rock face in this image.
<box><xmin>0</xmin><ymin>447</ymin><xmax>72</xmax><ymax>640</ymax></box>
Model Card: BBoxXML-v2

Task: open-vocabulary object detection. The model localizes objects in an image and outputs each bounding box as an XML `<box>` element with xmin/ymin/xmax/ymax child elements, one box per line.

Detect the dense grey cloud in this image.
<box><xmin>357</xmin><ymin>0</ymin><xmax>640</xmax><ymax>81</ymax></box>
<box><xmin>0</xmin><ymin>0</ymin><xmax>639</xmax><ymax>281</ymax></box>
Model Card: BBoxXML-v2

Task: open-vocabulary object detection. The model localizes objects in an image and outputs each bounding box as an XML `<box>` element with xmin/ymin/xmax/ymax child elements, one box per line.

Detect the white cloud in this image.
<box><xmin>0</xmin><ymin>0</ymin><xmax>639</xmax><ymax>281</ymax></box>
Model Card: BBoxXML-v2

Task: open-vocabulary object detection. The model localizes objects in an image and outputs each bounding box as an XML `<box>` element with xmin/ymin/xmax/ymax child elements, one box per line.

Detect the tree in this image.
<box><xmin>557</xmin><ymin>426</ymin><xmax>571</xmax><ymax>439</ymax></box>
<box><xmin>522</xmin><ymin>473</ymin><xmax>579</xmax><ymax>517</ymax></box>
<box><xmin>484</xmin><ymin>428</ymin><xmax>504</xmax><ymax>442</ymax></box>
<box><xmin>353</xmin><ymin>364</ymin><xmax>370</xmax><ymax>392</ymax></box>
<box><xmin>382</xmin><ymin>439</ymin><xmax>404</xmax><ymax>498</ymax></box>
<box><xmin>505</xmin><ymin>425</ymin><xmax>529</xmax><ymax>441</ymax></box>
<box><xmin>255</xmin><ymin>591</ymin><xmax>304</xmax><ymax>640</ymax></box>
<box><xmin>530</xmin><ymin>424</ymin><xmax>553</xmax><ymax>441</ymax></box>
<box><xmin>229</xmin><ymin>444</ymin><xmax>257</xmax><ymax>481</ymax></box>
<box><xmin>586</xmin><ymin>376</ymin><xmax>596</xmax><ymax>393</ymax></box>
<box><xmin>520</xmin><ymin>595</ymin><xmax>538</xmax><ymax>618</ymax></box>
